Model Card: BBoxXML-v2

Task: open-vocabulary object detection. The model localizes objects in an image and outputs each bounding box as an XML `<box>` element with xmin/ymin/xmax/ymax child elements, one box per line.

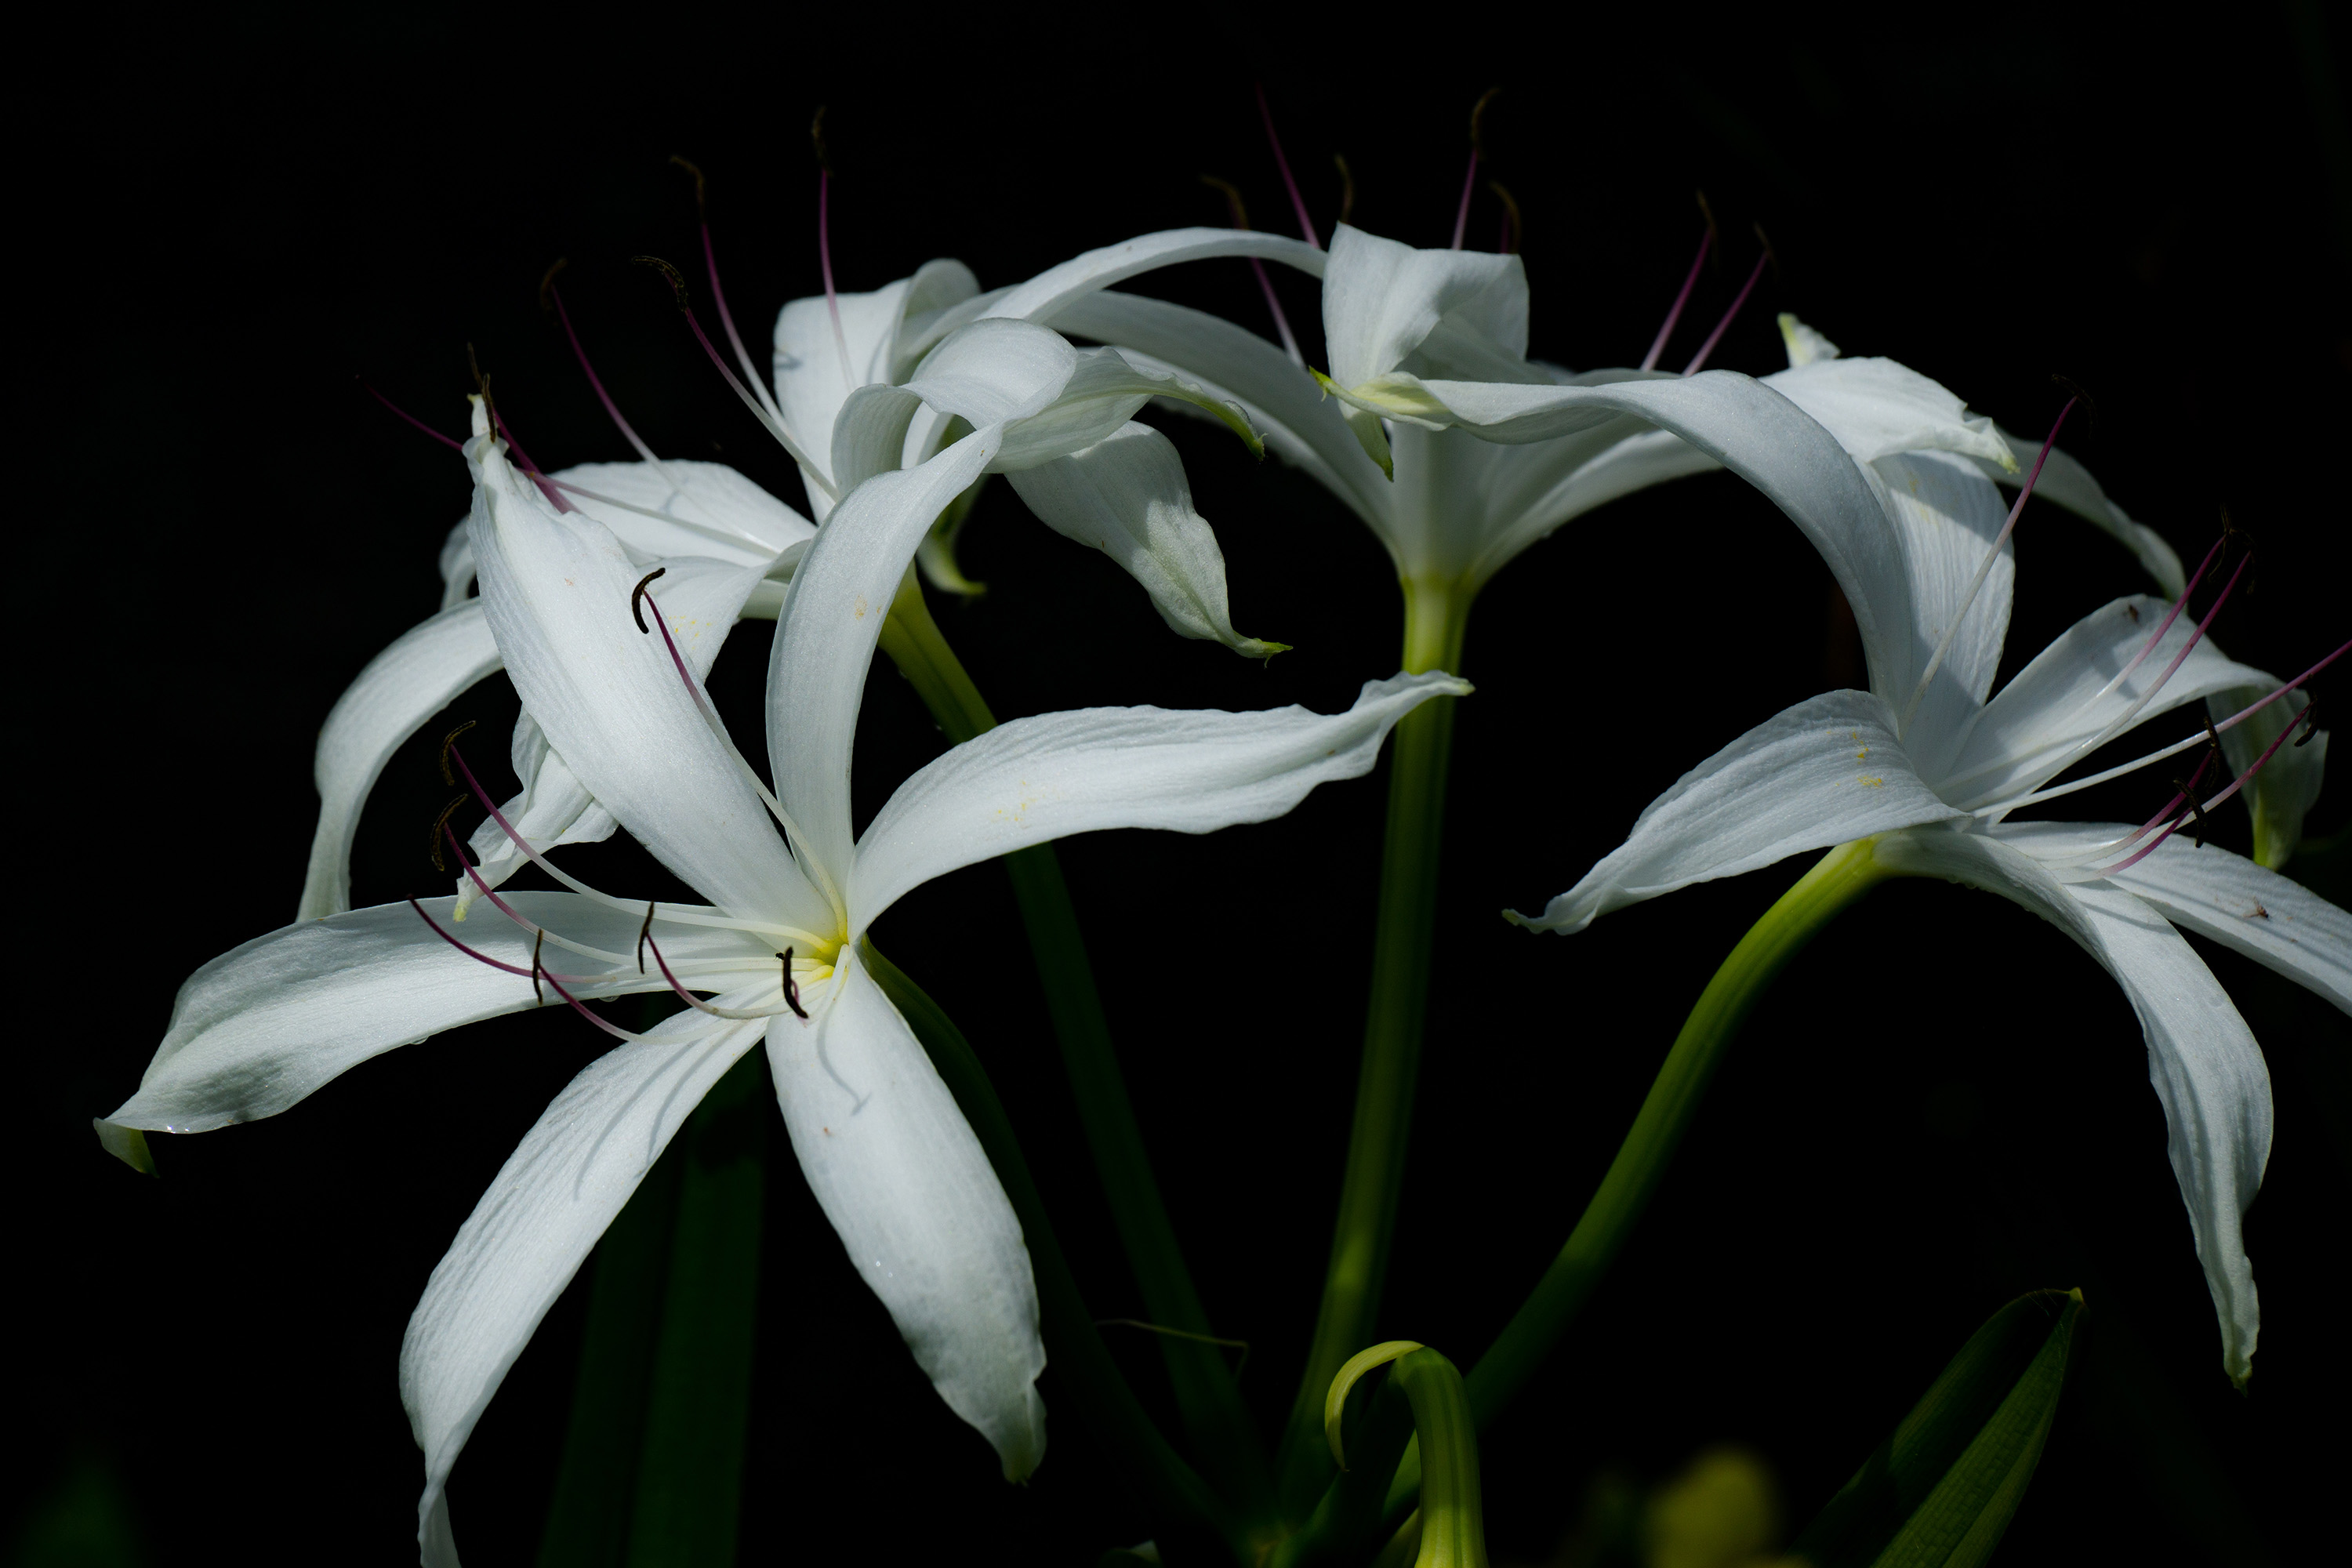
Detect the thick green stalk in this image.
<box><xmin>1375</xmin><ymin>839</ymin><xmax>1893</xmax><ymax>1519</ymax></box>
<box><xmin>862</xmin><ymin>941</ymin><xmax>1240</xmax><ymax>1561</ymax></box>
<box><xmin>876</xmin><ymin>573</ymin><xmax>1270</xmax><ymax>1523</ymax></box>
<box><xmin>1275</xmin><ymin>575</ymin><xmax>1473</xmax><ymax>1519</ymax></box>
<box><xmin>624</xmin><ymin>1049</ymin><xmax>769</xmax><ymax>1566</ymax></box>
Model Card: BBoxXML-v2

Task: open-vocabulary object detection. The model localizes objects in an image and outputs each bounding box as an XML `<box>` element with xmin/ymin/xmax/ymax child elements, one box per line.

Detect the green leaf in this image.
<box><xmin>1792</xmin><ymin>1288</ymin><xmax>2085</xmax><ymax>1568</ymax></box>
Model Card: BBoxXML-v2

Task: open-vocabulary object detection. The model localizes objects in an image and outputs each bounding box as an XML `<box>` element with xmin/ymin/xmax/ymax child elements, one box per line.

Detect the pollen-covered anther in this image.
<box><xmin>427</xmin><ymin>793</ymin><xmax>471</xmax><ymax>873</ymax></box>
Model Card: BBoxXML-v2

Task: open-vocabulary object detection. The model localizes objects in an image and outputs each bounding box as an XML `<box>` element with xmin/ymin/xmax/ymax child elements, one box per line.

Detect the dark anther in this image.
<box><xmin>532</xmin><ymin>928</ymin><xmax>546</xmax><ymax>1006</ymax></box>
<box><xmin>633</xmin><ymin>256</ymin><xmax>691</xmax><ymax>309</ymax></box>
<box><xmin>1467</xmin><ymin>85</ymin><xmax>1501</xmax><ymax>157</ymax></box>
<box><xmin>438</xmin><ymin>719</ymin><xmax>479</xmax><ymax>786</ymax></box>
<box><xmin>2296</xmin><ymin>697</ymin><xmax>2321</xmax><ymax>746</ymax></box>
<box><xmin>2048</xmin><ymin>373</ymin><xmax>2098</xmax><ymax>433</ymax></box>
<box><xmin>810</xmin><ymin>106</ymin><xmax>833</xmax><ymax>175</ymax></box>
<box><xmin>637</xmin><ymin>899</ymin><xmax>657</xmax><ymax>975</ymax></box>
<box><xmin>427</xmin><ymin>793</ymin><xmax>470</xmax><ymax>873</ymax></box>
<box><xmin>1694</xmin><ymin>191</ymin><xmax>1722</xmax><ymax>266</ymax></box>
<box><xmin>1200</xmin><ymin>175</ymin><xmax>1250</xmax><ymax>231</ymax></box>
<box><xmin>1753</xmin><ymin>222</ymin><xmax>1780</xmax><ymax>278</ymax></box>
<box><xmin>2169</xmin><ymin>782</ymin><xmax>2210</xmax><ymax>848</ymax></box>
<box><xmin>538</xmin><ymin>257</ymin><xmax>568</xmax><ymax>314</ymax></box>
<box><xmin>670</xmin><ymin>154</ymin><xmax>708</xmax><ymax>216</ymax></box>
<box><xmin>1333</xmin><ymin>154</ymin><xmax>1356</xmax><ymax>228</ymax></box>
<box><xmin>631</xmin><ymin>568</ymin><xmax>669</xmax><ymax>633</ymax></box>
<box><xmin>1488</xmin><ymin>180</ymin><xmax>1523</xmax><ymax>254</ymax></box>
<box><xmin>782</xmin><ymin>949</ymin><xmax>808</xmax><ymax>1019</ymax></box>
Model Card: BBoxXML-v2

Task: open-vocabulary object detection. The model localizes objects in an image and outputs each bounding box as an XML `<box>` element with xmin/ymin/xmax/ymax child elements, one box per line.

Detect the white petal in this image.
<box><xmin>1777</xmin><ymin>313</ymin><xmax>1840</xmax><ymax>368</ymax></box>
<box><xmin>452</xmin><ymin>554</ymin><xmax>773</xmax><ymax>912</ymax></box>
<box><xmin>1994</xmin><ymin>822</ymin><xmax>2352</xmax><ymax>1011</ymax></box>
<box><xmin>298</xmin><ymin>601</ymin><xmax>502</xmax><ymax>922</ymax></box>
<box><xmin>767</xmin><ymin>427</ymin><xmax>1004</xmax><ymax>889</ymax></box>
<box><xmin>1973</xmin><ymin>431</ymin><xmax>2185</xmax><ymax>597</ymax></box>
<box><xmin>1466</xmin><ymin>426</ymin><xmax>1722</xmax><ymax>586</ymax></box>
<box><xmin>1875</xmin><ymin>826</ymin><xmax>2270</xmax><ymax>1384</ymax></box>
<box><xmin>1044</xmin><ymin>290</ymin><xmax>1389</xmax><ymax>530</ymax></box>
<box><xmin>1762</xmin><ymin>358</ymin><xmax>2015</xmax><ymax>470</ymax></box>
<box><xmin>1321</xmin><ymin>224</ymin><xmax>1532</xmax><ymax>387</ymax></box>
<box><xmin>1509</xmin><ymin>690</ymin><xmax>1964</xmax><ymax>935</ymax></box>
<box><xmin>438</xmin><ymin>521</ymin><xmax>475</xmax><ymax>611</ymax></box>
<box><xmin>770</xmin><ymin>954</ymin><xmax>1045</xmax><ymax>1479</ymax></box>
<box><xmin>1866</xmin><ymin>451</ymin><xmax>2016</xmax><ymax>778</ymax></box>
<box><xmin>100</xmin><ymin>896</ymin><xmax>776</xmax><ymax>1134</ymax></box>
<box><xmin>773</xmin><ymin>261</ymin><xmax>981</xmax><ymax>514</ymax></box>
<box><xmin>848</xmin><ymin>671</ymin><xmax>1469</xmax><ymax>929</ymax></box>
<box><xmin>990</xmin><ymin>347</ymin><xmax>1258</xmax><ymax>473</ymax></box>
<box><xmin>2205</xmin><ymin>685</ymin><xmax>2327</xmax><ymax>869</ymax></box>
<box><xmin>401</xmin><ymin>991</ymin><xmax>773</xmax><ymax>1555</ymax></box>
<box><xmin>1004</xmin><ymin>424</ymin><xmax>1281</xmax><ymax>659</ymax></box>
<box><xmin>466</xmin><ymin>415</ymin><xmax>828</xmax><ymax>933</ymax></box>
<box><xmin>1940</xmin><ymin>598</ymin><xmax>2275</xmax><ymax>809</ymax></box>
<box><xmin>950</xmin><ymin>227</ymin><xmax>1326</xmax><ymax>345</ymax></box>
<box><xmin>550</xmin><ymin>459</ymin><xmax>813</xmax><ymax>568</ymax></box>
<box><xmin>829</xmin><ymin>319</ymin><xmax>1075</xmax><ymax>495</ymax></box>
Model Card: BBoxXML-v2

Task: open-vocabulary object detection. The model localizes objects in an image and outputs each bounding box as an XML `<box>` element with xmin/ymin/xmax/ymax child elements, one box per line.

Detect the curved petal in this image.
<box><xmin>466</xmin><ymin>411</ymin><xmax>828</xmax><ymax>934</ymax></box>
<box><xmin>1992</xmin><ymin>822</ymin><xmax>2352</xmax><ymax>1011</ymax></box>
<box><xmin>1973</xmin><ymin>430</ymin><xmax>2185</xmax><ymax>597</ymax></box>
<box><xmin>1761</xmin><ymin>358</ymin><xmax>2015</xmax><ymax>470</ymax></box>
<box><xmin>770</xmin><ymin>953</ymin><xmax>1044</xmax><ymax>1479</ymax></box>
<box><xmin>1044</xmin><ymin>290</ymin><xmax>1390</xmax><ymax>529</ymax></box>
<box><xmin>438</xmin><ymin>520</ymin><xmax>475</xmax><ymax>610</ymax></box>
<box><xmin>1468</xmin><ymin>427</ymin><xmax>1724</xmax><ymax>585</ymax></box>
<box><xmin>1940</xmin><ymin>597</ymin><xmax>2276</xmax><ymax>809</ymax></box>
<box><xmin>452</xmin><ymin>554</ymin><xmax>774</xmax><ymax>911</ymax></box>
<box><xmin>550</xmin><ymin>459</ymin><xmax>813</xmax><ymax>569</ymax></box>
<box><xmin>774</xmin><ymin>261</ymin><xmax>982</xmax><ymax>514</ymax></box>
<box><xmin>849</xmin><ymin>670</ymin><xmax>1468</xmax><ymax>929</ymax></box>
<box><xmin>991</xmin><ymin>346</ymin><xmax>1258</xmax><ymax>472</ymax></box>
<box><xmin>1322</xmin><ymin>224</ymin><xmax>1533</xmax><ymax>388</ymax></box>
<box><xmin>956</xmin><ymin>227</ymin><xmax>1326</xmax><ymax>341</ymax></box>
<box><xmin>2205</xmin><ymin>685</ymin><xmax>2327</xmax><ymax>869</ymax></box>
<box><xmin>401</xmin><ymin>989</ymin><xmax>773</xmax><ymax>1560</ymax></box>
<box><xmin>299</xmin><ymin>601</ymin><xmax>502</xmax><ymax>922</ymax></box>
<box><xmin>830</xmin><ymin>320</ymin><xmax>1073</xmax><ymax>495</ymax></box>
<box><xmin>1867</xmin><ymin>451</ymin><xmax>2016</xmax><ymax>778</ymax></box>
<box><xmin>100</xmin><ymin>895</ymin><xmax>777</xmax><ymax>1135</ymax></box>
<box><xmin>1003</xmin><ymin>424</ymin><xmax>1283</xmax><ymax>659</ymax></box>
<box><xmin>1875</xmin><ymin>826</ymin><xmax>2270</xmax><ymax>1384</ymax></box>
<box><xmin>1509</xmin><ymin>690</ymin><xmax>1964</xmax><ymax>935</ymax></box>
<box><xmin>767</xmin><ymin>427</ymin><xmax>1004</xmax><ymax>890</ymax></box>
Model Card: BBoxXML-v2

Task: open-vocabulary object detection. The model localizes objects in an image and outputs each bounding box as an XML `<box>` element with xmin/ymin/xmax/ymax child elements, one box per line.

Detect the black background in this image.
<box><xmin>21</xmin><ymin>12</ymin><xmax>2350</xmax><ymax>1566</ymax></box>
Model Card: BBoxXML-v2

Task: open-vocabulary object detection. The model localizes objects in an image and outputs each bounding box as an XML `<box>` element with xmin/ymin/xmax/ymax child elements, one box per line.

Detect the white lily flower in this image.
<box><xmin>101</xmin><ymin>394</ymin><xmax>1465</xmax><ymax>1559</ymax></box>
<box><xmin>1509</xmin><ymin>421</ymin><xmax>2348</xmax><ymax>1385</ymax></box>
<box><xmin>1047</xmin><ymin>226</ymin><xmax>2180</xmax><ymax>608</ymax></box>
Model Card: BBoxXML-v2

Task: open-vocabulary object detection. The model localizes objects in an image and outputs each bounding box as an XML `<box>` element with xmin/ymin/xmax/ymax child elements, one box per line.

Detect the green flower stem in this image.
<box><xmin>1391</xmin><ymin>1349</ymin><xmax>1490</xmax><ymax>1568</ymax></box>
<box><xmin>1276</xmin><ymin>574</ymin><xmax>1473</xmax><ymax>1519</ymax></box>
<box><xmin>862</xmin><ymin>941</ymin><xmax>1240</xmax><ymax>1559</ymax></box>
<box><xmin>876</xmin><ymin>574</ymin><xmax>1271</xmax><ymax>1526</ymax></box>
<box><xmin>1377</xmin><ymin>839</ymin><xmax>1893</xmax><ymax>1519</ymax></box>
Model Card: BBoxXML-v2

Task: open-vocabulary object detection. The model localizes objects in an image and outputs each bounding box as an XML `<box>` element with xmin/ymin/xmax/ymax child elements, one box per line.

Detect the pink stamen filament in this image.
<box><xmin>541</xmin><ymin>474</ymin><xmax>776</xmax><ymax>555</ymax></box>
<box><xmin>700</xmin><ymin>220</ymin><xmax>786</xmax><ymax>422</ymax></box>
<box><xmin>2096</xmin><ymin>709</ymin><xmax>2315</xmax><ymax>876</ymax></box>
<box><xmin>1256</xmin><ymin>85</ymin><xmax>1320</xmax><ymax>248</ymax></box>
<box><xmin>1681</xmin><ymin>247</ymin><xmax>1769</xmax><ymax>375</ymax></box>
<box><xmin>490</xmin><ymin>407</ymin><xmax>574</xmax><ymax>514</ymax></box>
<box><xmin>1641</xmin><ymin>228</ymin><xmax>1714</xmax><ymax>372</ymax></box>
<box><xmin>547</xmin><ymin>281</ymin><xmax>671</xmax><ymax>471</ymax></box>
<box><xmin>644</xmin><ymin>931</ymin><xmax>806</xmax><ymax>1021</ymax></box>
<box><xmin>1899</xmin><ymin>399</ymin><xmax>2078</xmax><ymax>735</ymax></box>
<box><xmin>1449</xmin><ymin>148</ymin><xmax>1479</xmax><ymax>250</ymax></box>
<box><xmin>818</xmin><ymin>171</ymin><xmax>855</xmax><ymax>397</ymax></box>
<box><xmin>360</xmin><ymin>382</ymin><xmax>464</xmax><ymax>452</ymax></box>
<box><xmin>1250</xmin><ymin>256</ymin><xmax>1305</xmax><ymax>365</ymax></box>
<box><xmin>446</xmin><ymin>823</ymin><xmax>633</xmax><ymax>968</ymax></box>
<box><xmin>408</xmin><ymin>896</ymin><xmax>600</xmax><ymax>983</ymax></box>
<box><xmin>672</xmin><ymin>295</ymin><xmax>833</xmax><ymax>491</ymax></box>
<box><xmin>1986</xmin><ymin>637</ymin><xmax>2348</xmax><ymax>823</ymax></box>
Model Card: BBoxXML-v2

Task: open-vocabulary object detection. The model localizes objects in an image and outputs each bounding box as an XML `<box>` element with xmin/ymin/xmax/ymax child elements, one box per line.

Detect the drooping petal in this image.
<box><xmin>990</xmin><ymin>346</ymin><xmax>1259</xmax><ymax>472</ymax></box>
<box><xmin>2205</xmin><ymin>685</ymin><xmax>2328</xmax><ymax>869</ymax></box>
<box><xmin>1971</xmin><ymin>430</ymin><xmax>2185</xmax><ymax>597</ymax></box>
<box><xmin>100</xmin><ymin>896</ymin><xmax>777</xmax><ymax>1138</ymax></box>
<box><xmin>774</xmin><ymin>261</ymin><xmax>982</xmax><ymax>516</ymax></box>
<box><xmin>401</xmin><ymin>989</ymin><xmax>774</xmax><ymax>1561</ymax></box>
<box><xmin>1508</xmin><ymin>690</ymin><xmax>1964</xmax><ymax>935</ymax></box>
<box><xmin>551</xmin><ymin>459</ymin><xmax>814</xmax><ymax>568</ymax></box>
<box><xmin>849</xmin><ymin>671</ymin><xmax>1469</xmax><ymax>929</ymax></box>
<box><xmin>928</xmin><ymin>227</ymin><xmax>1325</xmax><ymax>350</ymax></box>
<box><xmin>1321</xmin><ymin>224</ymin><xmax>1532</xmax><ymax>387</ymax></box>
<box><xmin>1991</xmin><ymin>822</ymin><xmax>2352</xmax><ymax>1011</ymax></box>
<box><xmin>1004</xmin><ymin>424</ymin><xmax>1283</xmax><ymax>659</ymax></box>
<box><xmin>1939</xmin><ymin>597</ymin><xmax>2275</xmax><ymax>810</ymax></box>
<box><xmin>829</xmin><ymin>319</ymin><xmax>1074</xmax><ymax>496</ymax></box>
<box><xmin>452</xmin><ymin>554</ymin><xmax>775</xmax><ymax>912</ymax></box>
<box><xmin>1045</xmin><ymin>290</ymin><xmax>1390</xmax><ymax>530</ymax></box>
<box><xmin>298</xmin><ymin>601</ymin><xmax>502</xmax><ymax>922</ymax></box>
<box><xmin>767</xmin><ymin>427</ymin><xmax>1004</xmax><ymax>891</ymax></box>
<box><xmin>466</xmin><ymin>408</ymin><xmax>829</xmax><ymax>935</ymax></box>
<box><xmin>1762</xmin><ymin>358</ymin><xmax>2016</xmax><ymax>471</ymax></box>
<box><xmin>769</xmin><ymin>953</ymin><xmax>1045</xmax><ymax>1479</ymax></box>
<box><xmin>1465</xmin><ymin>427</ymin><xmax>1723</xmax><ymax>586</ymax></box>
<box><xmin>1875</xmin><ymin>826</ymin><xmax>2270</xmax><ymax>1384</ymax></box>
